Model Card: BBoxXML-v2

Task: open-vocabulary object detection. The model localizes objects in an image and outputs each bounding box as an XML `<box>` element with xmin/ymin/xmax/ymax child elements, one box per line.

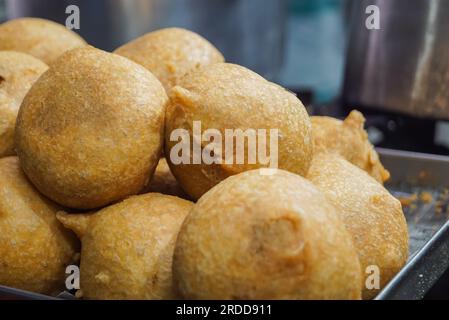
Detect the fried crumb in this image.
<box><xmin>419</xmin><ymin>191</ymin><xmax>433</xmax><ymax>204</ymax></box>
<box><xmin>399</xmin><ymin>193</ymin><xmax>418</xmax><ymax>207</ymax></box>
<box><xmin>75</xmin><ymin>289</ymin><xmax>83</xmax><ymax>299</ymax></box>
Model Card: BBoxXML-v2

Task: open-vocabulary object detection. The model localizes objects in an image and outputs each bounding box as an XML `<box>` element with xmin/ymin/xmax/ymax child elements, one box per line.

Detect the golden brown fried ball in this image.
<box><xmin>0</xmin><ymin>51</ymin><xmax>48</xmax><ymax>158</ymax></box>
<box><xmin>0</xmin><ymin>157</ymin><xmax>79</xmax><ymax>295</ymax></box>
<box><xmin>142</xmin><ymin>157</ymin><xmax>190</xmax><ymax>200</ymax></box>
<box><xmin>174</xmin><ymin>169</ymin><xmax>362</xmax><ymax>300</ymax></box>
<box><xmin>307</xmin><ymin>153</ymin><xmax>408</xmax><ymax>299</ymax></box>
<box><xmin>57</xmin><ymin>193</ymin><xmax>193</xmax><ymax>300</ymax></box>
<box><xmin>165</xmin><ymin>63</ymin><xmax>313</xmax><ymax>200</ymax></box>
<box><xmin>0</xmin><ymin>18</ymin><xmax>87</xmax><ymax>64</ymax></box>
<box><xmin>15</xmin><ymin>46</ymin><xmax>168</xmax><ymax>209</ymax></box>
<box><xmin>114</xmin><ymin>28</ymin><xmax>224</xmax><ymax>91</ymax></box>
<box><xmin>311</xmin><ymin>110</ymin><xmax>390</xmax><ymax>183</ymax></box>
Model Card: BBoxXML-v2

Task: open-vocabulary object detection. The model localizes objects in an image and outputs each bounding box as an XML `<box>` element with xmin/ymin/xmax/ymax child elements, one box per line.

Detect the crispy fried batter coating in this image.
<box><xmin>174</xmin><ymin>169</ymin><xmax>362</xmax><ymax>300</ymax></box>
<box><xmin>0</xmin><ymin>18</ymin><xmax>87</xmax><ymax>64</ymax></box>
<box><xmin>57</xmin><ymin>193</ymin><xmax>193</xmax><ymax>300</ymax></box>
<box><xmin>0</xmin><ymin>51</ymin><xmax>48</xmax><ymax>157</ymax></box>
<box><xmin>307</xmin><ymin>154</ymin><xmax>408</xmax><ymax>299</ymax></box>
<box><xmin>15</xmin><ymin>47</ymin><xmax>168</xmax><ymax>209</ymax></box>
<box><xmin>311</xmin><ymin>110</ymin><xmax>390</xmax><ymax>183</ymax></box>
<box><xmin>115</xmin><ymin>28</ymin><xmax>224</xmax><ymax>91</ymax></box>
<box><xmin>0</xmin><ymin>157</ymin><xmax>79</xmax><ymax>294</ymax></box>
<box><xmin>142</xmin><ymin>157</ymin><xmax>190</xmax><ymax>200</ymax></box>
<box><xmin>165</xmin><ymin>63</ymin><xmax>313</xmax><ymax>200</ymax></box>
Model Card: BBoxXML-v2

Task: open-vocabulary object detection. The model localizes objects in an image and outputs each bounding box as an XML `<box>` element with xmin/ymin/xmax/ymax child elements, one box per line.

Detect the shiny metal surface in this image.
<box><xmin>344</xmin><ymin>0</ymin><xmax>449</xmax><ymax>120</ymax></box>
<box><xmin>376</xmin><ymin>148</ymin><xmax>449</xmax><ymax>300</ymax></box>
<box><xmin>6</xmin><ymin>0</ymin><xmax>286</xmax><ymax>79</ymax></box>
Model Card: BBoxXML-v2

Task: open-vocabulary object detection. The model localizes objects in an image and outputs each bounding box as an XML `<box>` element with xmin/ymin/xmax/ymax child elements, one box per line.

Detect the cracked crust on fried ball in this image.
<box><xmin>173</xmin><ymin>169</ymin><xmax>362</xmax><ymax>300</ymax></box>
<box><xmin>307</xmin><ymin>154</ymin><xmax>408</xmax><ymax>299</ymax></box>
<box><xmin>0</xmin><ymin>157</ymin><xmax>79</xmax><ymax>295</ymax></box>
<box><xmin>0</xmin><ymin>18</ymin><xmax>87</xmax><ymax>64</ymax></box>
<box><xmin>165</xmin><ymin>63</ymin><xmax>313</xmax><ymax>200</ymax></box>
<box><xmin>15</xmin><ymin>46</ymin><xmax>168</xmax><ymax>209</ymax></box>
<box><xmin>57</xmin><ymin>193</ymin><xmax>193</xmax><ymax>300</ymax></box>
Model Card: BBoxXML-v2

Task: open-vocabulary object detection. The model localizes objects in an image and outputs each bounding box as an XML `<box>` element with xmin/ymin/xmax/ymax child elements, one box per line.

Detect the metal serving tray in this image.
<box><xmin>1</xmin><ymin>148</ymin><xmax>448</xmax><ymax>300</ymax></box>
<box><xmin>376</xmin><ymin>148</ymin><xmax>449</xmax><ymax>300</ymax></box>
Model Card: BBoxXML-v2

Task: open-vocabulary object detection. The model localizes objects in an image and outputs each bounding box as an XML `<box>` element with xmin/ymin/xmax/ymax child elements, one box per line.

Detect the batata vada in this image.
<box><xmin>114</xmin><ymin>27</ymin><xmax>224</xmax><ymax>91</ymax></box>
<box><xmin>311</xmin><ymin>110</ymin><xmax>390</xmax><ymax>183</ymax></box>
<box><xmin>165</xmin><ymin>63</ymin><xmax>313</xmax><ymax>200</ymax></box>
<box><xmin>0</xmin><ymin>18</ymin><xmax>87</xmax><ymax>64</ymax></box>
<box><xmin>15</xmin><ymin>46</ymin><xmax>168</xmax><ymax>209</ymax></box>
<box><xmin>0</xmin><ymin>51</ymin><xmax>48</xmax><ymax>158</ymax></box>
<box><xmin>57</xmin><ymin>193</ymin><xmax>193</xmax><ymax>300</ymax></box>
<box><xmin>173</xmin><ymin>169</ymin><xmax>362</xmax><ymax>300</ymax></box>
<box><xmin>307</xmin><ymin>153</ymin><xmax>408</xmax><ymax>299</ymax></box>
<box><xmin>0</xmin><ymin>157</ymin><xmax>79</xmax><ymax>295</ymax></box>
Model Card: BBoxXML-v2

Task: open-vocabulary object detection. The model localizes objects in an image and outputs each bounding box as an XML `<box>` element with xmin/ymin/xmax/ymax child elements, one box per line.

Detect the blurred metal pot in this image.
<box><xmin>6</xmin><ymin>0</ymin><xmax>286</xmax><ymax>79</ymax></box>
<box><xmin>343</xmin><ymin>0</ymin><xmax>449</xmax><ymax>120</ymax></box>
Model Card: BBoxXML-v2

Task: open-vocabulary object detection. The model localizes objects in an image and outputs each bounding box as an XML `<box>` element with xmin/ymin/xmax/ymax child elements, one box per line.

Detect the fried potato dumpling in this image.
<box><xmin>114</xmin><ymin>28</ymin><xmax>224</xmax><ymax>91</ymax></box>
<box><xmin>174</xmin><ymin>169</ymin><xmax>362</xmax><ymax>300</ymax></box>
<box><xmin>57</xmin><ymin>193</ymin><xmax>193</xmax><ymax>300</ymax></box>
<box><xmin>0</xmin><ymin>51</ymin><xmax>48</xmax><ymax>158</ymax></box>
<box><xmin>15</xmin><ymin>46</ymin><xmax>168</xmax><ymax>209</ymax></box>
<box><xmin>165</xmin><ymin>63</ymin><xmax>313</xmax><ymax>200</ymax></box>
<box><xmin>142</xmin><ymin>157</ymin><xmax>190</xmax><ymax>200</ymax></box>
<box><xmin>0</xmin><ymin>18</ymin><xmax>87</xmax><ymax>64</ymax></box>
<box><xmin>311</xmin><ymin>110</ymin><xmax>390</xmax><ymax>183</ymax></box>
<box><xmin>0</xmin><ymin>157</ymin><xmax>79</xmax><ymax>295</ymax></box>
<box><xmin>307</xmin><ymin>153</ymin><xmax>408</xmax><ymax>299</ymax></box>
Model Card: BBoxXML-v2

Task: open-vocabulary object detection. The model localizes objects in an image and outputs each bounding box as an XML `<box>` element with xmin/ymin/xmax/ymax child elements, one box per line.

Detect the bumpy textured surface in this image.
<box><xmin>165</xmin><ymin>63</ymin><xmax>313</xmax><ymax>200</ymax></box>
<box><xmin>15</xmin><ymin>46</ymin><xmax>168</xmax><ymax>209</ymax></box>
<box><xmin>307</xmin><ymin>154</ymin><xmax>408</xmax><ymax>299</ymax></box>
<box><xmin>174</xmin><ymin>169</ymin><xmax>362</xmax><ymax>300</ymax></box>
<box><xmin>0</xmin><ymin>18</ymin><xmax>87</xmax><ymax>64</ymax></box>
<box><xmin>311</xmin><ymin>110</ymin><xmax>390</xmax><ymax>184</ymax></box>
<box><xmin>114</xmin><ymin>28</ymin><xmax>224</xmax><ymax>91</ymax></box>
<box><xmin>0</xmin><ymin>157</ymin><xmax>79</xmax><ymax>295</ymax></box>
<box><xmin>57</xmin><ymin>193</ymin><xmax>193</xmax><ymax>300</ymax></box>
<box><xmin>142</xmin><ymin>157</ymin><xmax>191</xmax><ymax>200</ymax></box>
<box><xmin>0</xmin><ymin>51</ymin><xmax>48</xmax><ymax>157</ymax></box>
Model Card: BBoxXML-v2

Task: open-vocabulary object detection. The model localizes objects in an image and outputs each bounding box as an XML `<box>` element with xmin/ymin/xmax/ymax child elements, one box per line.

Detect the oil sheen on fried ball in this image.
<box><xmin>173</xmin><ymin>169</ymin><xmax>362</xmax><ymax>300</ymax></box>
<box><xmin>0</xmin><ymin>51</ymin><xmax>48</xmax><ymax>158</ymax></box>
<box><xmin>165</xmin><ymin>63</ymin><xmax>313</xmax><ymax>200</ymax></box>
<box><xmin>0</xmin><ymin>157</ymin><xmax>79</xmax><ymax>295</ymax></box>
<box><xmin>15</xmin><ymin>46</ymin><xmax>168</xmax><ymax>209</ymax></box>
<box><xmin>0</xmin><ymin>18</ymin><xmax>87</xmax><ymax>64</ymax></box>
<box><xmin>57</xmin><ymin>193</ymin><xmax>193</xmax><ymax>300</ymax></box>
<box><xmin>307</xmin><ymin>154</ymin><xmax>408</xmax><ymax>300</ymax></box>
<box><xmin>114</xmin><ymin>28</ymin><xmax>224</xmax><ymax>91</ymax></box>
<box><xmin>311</xmin><ymin>110</ymin><xmax>390</xmax><ymax>184</ymax></box>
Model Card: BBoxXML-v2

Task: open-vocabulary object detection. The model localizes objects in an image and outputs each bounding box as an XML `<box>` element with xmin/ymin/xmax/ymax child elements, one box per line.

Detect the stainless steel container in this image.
<box><xmin>6</xmin><ymin>0</ymin><xmax>286</xmax><ymax>79</ymax></box>
<box><xmin>343</xmin><ymin>0</ymin><xmax>449</xmax><ymax>120</ymax></box>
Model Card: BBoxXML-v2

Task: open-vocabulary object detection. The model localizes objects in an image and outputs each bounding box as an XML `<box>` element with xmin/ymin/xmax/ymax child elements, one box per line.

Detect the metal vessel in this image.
<box><xmin>344</xmin><ymin>0</ymin><xmax>449</xmax><ymax>120</ymax></box>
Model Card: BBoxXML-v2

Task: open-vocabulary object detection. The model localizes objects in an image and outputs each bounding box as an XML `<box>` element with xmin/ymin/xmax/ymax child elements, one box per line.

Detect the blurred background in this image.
<box><xmin>0</xmin><ymin>0</ymin><xmax>347</xmax><ymax>104</ymax></box>
<box><xmin>1</xmin><ymin>0</ymin><xmax>449</xmax><ymax>300</ymax></box>
<box><xmin>1</xmin><ymin>0</ymin><xmax>449</xmax><ymax>156</ymax></box>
